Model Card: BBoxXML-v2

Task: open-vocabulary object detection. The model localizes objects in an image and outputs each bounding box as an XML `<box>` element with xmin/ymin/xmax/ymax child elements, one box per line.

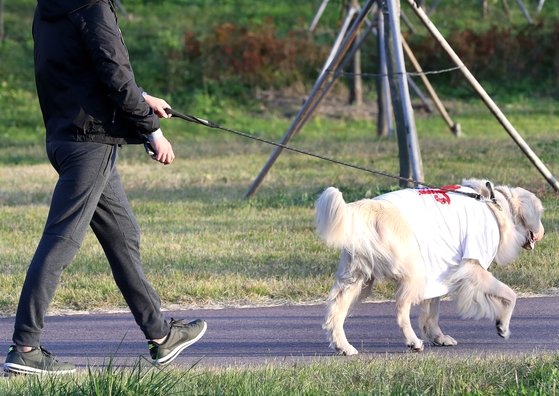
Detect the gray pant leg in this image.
<box><xmin>13</xmin><ymin>141</ymin><xmax>168</xmax><ymax>346</ymax></box>
<box><xmin>90</xmin><ymin>167</ymin><xmax>169</xmax><ymax>340</ymax></box>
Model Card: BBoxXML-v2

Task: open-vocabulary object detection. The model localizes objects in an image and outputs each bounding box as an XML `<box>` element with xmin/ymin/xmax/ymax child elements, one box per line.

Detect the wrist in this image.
<box><xmin>147</xmin><ymin>128</ymin><xmax>163</xmax><ymax>143</ymax></box>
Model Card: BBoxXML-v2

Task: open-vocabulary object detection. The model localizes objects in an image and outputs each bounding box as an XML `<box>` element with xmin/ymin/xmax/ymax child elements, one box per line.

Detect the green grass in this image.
<box><xmin>1</xmin><ymin>353</ymin><xmax>558</xmax><ymax>395</ymax></box>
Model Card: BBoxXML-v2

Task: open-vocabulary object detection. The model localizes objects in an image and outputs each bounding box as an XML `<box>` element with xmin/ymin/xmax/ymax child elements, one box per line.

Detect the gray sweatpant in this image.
<box><xmin>13</xmin><ymin>141</ymin><xmax>170</xmax><ymax>347</ymax></box>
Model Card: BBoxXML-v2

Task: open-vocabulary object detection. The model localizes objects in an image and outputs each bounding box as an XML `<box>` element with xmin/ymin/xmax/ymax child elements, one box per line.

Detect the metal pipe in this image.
<box><xmin>377</xmin><ymin>10</ymin><xmax>394</xmax><ymax>136</ymax></box>
<box><xmin>309</xmin><ymin>0</ymin><xmax>331</xmax><ymax>32</ymax></box>
<box><xmin>317</xmin><ymin>5</ymin><xmax>359</xmax><ymax>81</ymax></box>
<box><xmin>386</xmin><ymin>0</ymin><xmax>424</xmax><ymax>186</ymax></box>
<box><xmin>514</xmin><ymin>0</ymin><xmax>533</xmax><ymax>23</ymax></box>
<box><xmin>401</xmin><ymin>35</ymin><xmax>460</xmax><ymax>136</ymax></box>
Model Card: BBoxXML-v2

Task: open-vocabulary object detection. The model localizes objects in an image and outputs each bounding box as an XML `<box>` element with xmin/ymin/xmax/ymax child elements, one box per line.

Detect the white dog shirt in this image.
<box><xmin>375</xmin><ymin>185</ymin><xmax>500</xmax><ymax>299</ymax></box>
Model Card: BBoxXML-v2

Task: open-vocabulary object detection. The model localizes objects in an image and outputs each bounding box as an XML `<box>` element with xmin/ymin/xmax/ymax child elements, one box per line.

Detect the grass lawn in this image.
<box><xmin>1</xmin><ymin>353</ymin><xmax>558</xmax><ymax>395</ymax></box>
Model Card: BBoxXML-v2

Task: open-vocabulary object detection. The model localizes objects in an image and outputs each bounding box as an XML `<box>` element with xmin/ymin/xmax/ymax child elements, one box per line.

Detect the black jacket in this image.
<box><xmin>33</xmin><ymin>0</ymin><xmax>159</xmax><ymax>144</ymax></box>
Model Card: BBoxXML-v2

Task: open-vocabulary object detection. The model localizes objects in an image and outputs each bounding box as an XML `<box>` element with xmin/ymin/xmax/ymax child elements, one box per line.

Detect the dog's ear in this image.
<box><xmin>509</xmin><ymin>187</ymin><xmax>544</xmax><ymax>232</ymax></box>
<box><xmin>461</xmin><ymin>178</ymin><xmax>493</xmax><ymax>199</ymax></box>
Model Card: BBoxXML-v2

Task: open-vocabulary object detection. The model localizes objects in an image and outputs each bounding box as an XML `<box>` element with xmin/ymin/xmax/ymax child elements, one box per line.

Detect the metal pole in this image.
<box><xmin>309</xmin><ymin>0</ymin><xmax>331</xmax><ymax>32</ymax></box>
<box><xmin>406</xmin><ymin>0</ymin><xmax>559</xmax><ymax>191</ymax></box>
<box><xmin>406</xmin><ymin>76</ymin><xmax>432</xmax><ymax>112</ymax></box>
<box><xmin>299</xmin><ymin>20</ymin><xmax>376</xmax><ymax>130</ymax></box>
<box><xmin>0</xmin><ymin>0</ymin><xmax>4</xmax><ymax>41</ymax></box>
<box><xmin>514</xmin><ymin>0</ymin><xmax>533</xmax><ymax>23</ymax></box>
<box><xmin>385</xmin><ymin>0</ymin><xmax>423</xmax><ymax>186</ymax></box>
<box><xmin>245</xmin><ymin>0</ymin><xmax>378</xmax><ymax>198</ymax></box>
<box><xmin>481</xmin><ymin>0</ymin><xmax>489</xmax><ymax>18</ymax></box>
<box><xmin>0</xmin><ymin>0</ymin><xmax>5</xmax><ymax>43</ymax></box>
<box><xmin>317</xmin><ymin>6</ymin><xmax>359</xmax><ymax>80</ymax></box>
<box><xmin>401</xmin><ymin>35</ymin><xmax>461</xmax><ymax>136</ymax></box>
<box><xmin>502</xmin><ymin>0</ymin><xmax>512</xmax><ymax>18</ymax></box>
<box><xmin>384</xmin><ymin>3</ymin><xmax>410</xmax><ymax>182</ymax></box>
<box><xmin>400</xmin><ymin>10</ymin><xmax>417</xmax><ymax>34</ymax></box>
<box><xmin>377</xmin><ymin>10</ymin><xmax>394</xmax><ymax>136</ymax></box>
<box><xmin>349</xmin><ymin>0</ymin><xmax>363</xmax><ymax>106</ymax></box>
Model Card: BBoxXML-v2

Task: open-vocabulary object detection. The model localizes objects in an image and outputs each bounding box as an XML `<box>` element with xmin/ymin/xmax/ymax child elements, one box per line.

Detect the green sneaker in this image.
<box><xmin>3</xmin><ymin>345</ymin><xmax>76</xmax><ymax>375</ymax></box>
<box><xmin>148</xmin><ymin>318</ymin><xmax>207</xmax><ymax>366</ymax></box>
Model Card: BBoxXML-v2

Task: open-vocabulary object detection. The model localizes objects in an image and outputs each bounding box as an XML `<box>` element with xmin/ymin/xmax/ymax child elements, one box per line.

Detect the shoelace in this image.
<box><xmin>38</xmin><ymin>346</ymin><xmax>59</xmax><ymax>362</ymax></box>
<box><xmin>148</xmin><ymin>319</ymin><xmax>186</xmax><ymax>349</ymax></box>
<box><xmin>169</xmin><ymin>318</ymin><xmax>187</xmax><ymax>328</ymax></box>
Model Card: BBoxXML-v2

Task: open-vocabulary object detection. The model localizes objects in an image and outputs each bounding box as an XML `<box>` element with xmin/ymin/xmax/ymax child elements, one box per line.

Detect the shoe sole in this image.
<box><xmin>153</xmin><ymin>321</ymin><xmax>208</xmax><ymax>366</ymax></box>
<box><xmin>3</xmin><ymin>362</ymin><xmax>76</xmax><ymax>375</ymax></box>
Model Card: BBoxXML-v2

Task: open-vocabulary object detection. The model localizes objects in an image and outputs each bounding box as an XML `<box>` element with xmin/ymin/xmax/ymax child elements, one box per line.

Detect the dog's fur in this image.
<box><xmin>315</xmin><ymin>179</ymin><xmax>544</xmax><ymax>355</ymax></box>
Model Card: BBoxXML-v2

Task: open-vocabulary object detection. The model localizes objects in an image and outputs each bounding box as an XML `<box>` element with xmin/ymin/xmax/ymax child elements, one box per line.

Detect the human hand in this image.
<box><xmin>143</xmin><ymin>93</ymin><xmax>172</xmax><ymax>119</ymax></box>
<box><xmin>149</xmin><ymin>134</ymin><xmax>175</xmax><ymax>165</ymax></box>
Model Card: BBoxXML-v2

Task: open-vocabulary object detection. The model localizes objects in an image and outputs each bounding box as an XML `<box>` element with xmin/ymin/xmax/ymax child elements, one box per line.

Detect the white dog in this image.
<box><xmin>315</xmin><ymin>179</ymin><xmax>544</xmax><ymax>355</ymax></box>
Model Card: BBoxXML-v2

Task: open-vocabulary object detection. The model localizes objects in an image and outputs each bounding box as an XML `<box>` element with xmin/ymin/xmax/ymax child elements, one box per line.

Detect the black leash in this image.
<box><xmin>157</xmin><ymin>108</ymin><xmax>488</xmax><ymax>202</ymax></box>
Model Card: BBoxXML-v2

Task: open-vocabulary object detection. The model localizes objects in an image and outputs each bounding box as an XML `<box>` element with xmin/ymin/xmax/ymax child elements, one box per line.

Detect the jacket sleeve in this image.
<box><xmin>71</xmin><ymin>1</ymin><xmax>160</xmax><ymax>134</ymax></box>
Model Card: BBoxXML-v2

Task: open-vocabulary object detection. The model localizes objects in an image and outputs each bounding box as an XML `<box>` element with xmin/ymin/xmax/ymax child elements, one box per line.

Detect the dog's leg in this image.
<box><xmin>359</xmin><ymin>278</ymin><xmax>374</xmax><ymax>301</ymax></box>
<box><xmin>419</xmin><ymin>298</ymin><xmax>457</xmax><ymax>346</ymax></box>
<box><xmin>484</xmin><ymin>277</ymin><xmax>517</xmax><ymax>339</ymax></box>
<box><xmin>451</xmin><ymin>260</ymin><xmax>517</xmax><ymax>339</ymax></box>
<box><xmin>393</xmin><ymin>251</ymin><xmax>426</xmax><ymax>352</ymax></box>
<box><xmin>395</xmin><ymin>295</ymin><xmax>423</xmax><ymax>352</ymax></box>
<box><xmin>323</xmin><ymin>279</ymin><xmax>364</xmax><ymax>356</ymax></box>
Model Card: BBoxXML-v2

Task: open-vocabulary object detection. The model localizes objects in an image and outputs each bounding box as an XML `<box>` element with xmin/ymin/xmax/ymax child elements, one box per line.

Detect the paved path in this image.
<box><xmin>1</xmin><ymin>297</ymin><xmax>558</xmax><ymax>369</ymax></box>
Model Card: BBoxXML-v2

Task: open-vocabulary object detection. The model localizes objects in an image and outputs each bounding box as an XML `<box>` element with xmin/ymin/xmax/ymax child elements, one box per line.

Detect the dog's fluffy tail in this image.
<box><xmin>315</xmin><ymin>187</ymin><xmax>350</xmax><ymax>249</ymax></box>
<box><xmin>315</xmin><ymin>187</ymin><xmax>396</xmax><ymax>281</ymax></box>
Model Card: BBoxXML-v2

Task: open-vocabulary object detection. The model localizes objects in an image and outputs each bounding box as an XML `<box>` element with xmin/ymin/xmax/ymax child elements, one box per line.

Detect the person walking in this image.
<box><xmin>3</xmin><ymin>0</ymin><xmax>206</xmax><ymax>375</ymax></box>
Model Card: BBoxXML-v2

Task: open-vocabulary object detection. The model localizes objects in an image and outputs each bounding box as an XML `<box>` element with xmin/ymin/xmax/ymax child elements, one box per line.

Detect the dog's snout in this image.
<box><xmin>538</xmin><ymin>225</ymin><xmax>545</xmax><ymax>241</ymax></box>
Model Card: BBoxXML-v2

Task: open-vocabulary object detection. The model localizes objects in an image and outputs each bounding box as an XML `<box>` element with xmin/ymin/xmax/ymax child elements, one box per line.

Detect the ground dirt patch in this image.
<box><xmin>255</xmin><ymin>85</ymin><xmax>437</xmax><ymax>122</ymax></box>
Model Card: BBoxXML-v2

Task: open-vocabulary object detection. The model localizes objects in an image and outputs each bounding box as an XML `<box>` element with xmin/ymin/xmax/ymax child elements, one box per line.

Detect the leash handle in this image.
<box><xmin>165</xmin><ymin>108</ymin><xmax>219</xmax><ymax>128</ymax></box>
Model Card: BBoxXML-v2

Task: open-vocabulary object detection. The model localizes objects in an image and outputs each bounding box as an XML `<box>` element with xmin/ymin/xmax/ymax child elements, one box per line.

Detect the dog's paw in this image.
<box><xmin>336</xmin><ymin>345</ymin><xmax>359</xmax><ymax>356</ymax></box>
<box><xmin>433</xmin><ymin>334</ymin><xmax>458</xmax><ymax>346</ymax></box>
<box><xmin>407</xmin><ymin>339</ymin><xmax>424</xmax><ymax>352</ymax></box>
<box><xmin>496</xmin><ymin>320</ymin><xmax>510</xmax><ymax>339</ymax></box>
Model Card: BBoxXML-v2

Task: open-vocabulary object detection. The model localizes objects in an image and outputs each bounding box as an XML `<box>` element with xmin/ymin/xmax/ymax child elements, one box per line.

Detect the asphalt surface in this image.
<box><xmin>0</xmin><ymin>296</ymin><xmax>557</xmax><ymax>370</ymax></box>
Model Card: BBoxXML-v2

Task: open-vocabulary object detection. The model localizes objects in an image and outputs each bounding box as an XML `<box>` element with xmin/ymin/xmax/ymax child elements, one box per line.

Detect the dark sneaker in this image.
<box><xmin>148</xmin><ymin>318</ymin><xmax>207</xmax><ymax>366</ymax></box>
<box><xmin>3</xmin><ymin>345</ymin><xmax>76</xmax><ymax>375</ymax></box>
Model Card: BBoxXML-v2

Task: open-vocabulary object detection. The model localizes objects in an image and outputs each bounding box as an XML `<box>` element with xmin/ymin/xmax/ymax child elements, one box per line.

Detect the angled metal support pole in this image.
<box><xmin>400</xmin><ymin>10</ymin><xmax>417</xmax><ymax>34</ymax></box>
<box><xmin>406</xmin><ymin>76</ymin><xmax>433</xmax><ymax>112</ymax></box>
<box><xmin>309</xmin><ymin>0</ymin><xmax>331</xmax><ymax>32</ymax></box>
<box><xmin>514</xmin><ymin>0</ymin><xmax>533</xmax><ymax>23</ymax></box>
<box><xmin>406</xmin><ymin>0</ymin><xmax>559</xmax><ymax>191</ymax></box>
<box><xmin>401</xmin><ymin>35</ymin><xmax>461</xmax><ymax>136</ymax></box>
<box><xmin>349</xmin><ymin>0</ymin><xmax>364</xmax><ymax>106</ymax></box>
<box><xmin>298</xmin><ymin>14</ymin><xmax>377</xmax><ymax>132</ymax></box>
<box><xmin>317</xmin><ymin>4</ymin><xmax>360</xmax><ymax>81</ymax></box>
<box><xmin>245</xmin><ymin>0</ymin><xmax>378</xmax><ymax>198</ymax></box>
<box><xmin>0</xmin><ymin>0</ymin><xmax>4</xmax><ymax>42</ymax></box>
<box><xmin>377</xmin><ymin>9</ymin><xmax>394</xmax><ymax>136</ymax></box>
